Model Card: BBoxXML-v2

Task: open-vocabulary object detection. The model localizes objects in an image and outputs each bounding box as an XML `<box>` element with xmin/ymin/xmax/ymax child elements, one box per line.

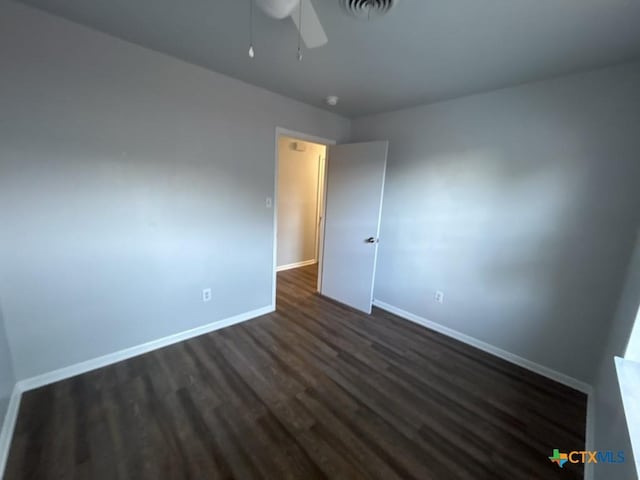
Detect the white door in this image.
<box><xmin>320</xmin><ymin>141</ymin><xmax>388</xmax><ymax>313</ymax></box>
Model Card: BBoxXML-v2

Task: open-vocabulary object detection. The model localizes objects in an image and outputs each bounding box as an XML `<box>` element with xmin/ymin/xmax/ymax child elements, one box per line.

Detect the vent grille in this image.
<box><xmin>340</xmin><ymin>0</ymin><xmax>398</xmax><ymax>19</ymax></box>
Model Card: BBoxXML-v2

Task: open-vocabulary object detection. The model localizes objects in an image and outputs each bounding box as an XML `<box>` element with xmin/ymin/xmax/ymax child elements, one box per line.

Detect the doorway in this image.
<box><xmin>272</xmin><ymin>128</ymin><xmax>388</xmax><ymax>314</ymax></box>
<box><xmin>274</xmin><ymin>130</ymin><xmax>333</xmax><ymax>302</ymax></box>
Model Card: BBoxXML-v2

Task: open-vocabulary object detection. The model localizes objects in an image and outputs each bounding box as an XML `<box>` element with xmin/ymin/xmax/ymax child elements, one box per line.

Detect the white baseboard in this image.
<box><xmin>276</xmin><ymin>259</ymin><xmax>317</xmax><ymax>272</ymax></box>
<box><xmin>18</xmin><ymin>304</ymin><xmax>274</xmax><ymax>392</ymax></box>
<box><xmin>373</xmin><ymin>299</ymin><xmax>593</xmax><ymax>395</ymax></box>
<box><xmin>0</xmin><ymin>384</ymin><xmax>22</xmax><ymax>477</ymax></box>
<box><xmin>0</xmin><ymin>304</ymin><xmax>274</xmax><ymax>477</ymax></box>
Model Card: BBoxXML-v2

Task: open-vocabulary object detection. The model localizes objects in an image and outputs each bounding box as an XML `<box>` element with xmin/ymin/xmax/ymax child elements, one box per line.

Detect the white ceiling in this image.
<box><xmin>20</xmin><ymin>0</ymin><xmax>640</xmax><ymax>117</ymax></box>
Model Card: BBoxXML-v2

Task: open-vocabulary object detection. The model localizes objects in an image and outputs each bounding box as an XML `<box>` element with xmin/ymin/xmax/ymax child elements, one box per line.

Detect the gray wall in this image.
<box><xmin>0</xmin><ymin>302</ymin><xmax>16</xmax><ymax>422</ymax></box>
<box><xmin>0</xmin><ymin>2</ymin><xmax>350</xmax><ymax>380</ymax></box>
<box><xmin>590</xmin><ymin>232</ymin><xmax>640</xmax><ymax>479</ymax></box>
<box><xmin>351</xmin><ymin>62</ymin><xmax>640</xmax><ymax>383</ymax></box>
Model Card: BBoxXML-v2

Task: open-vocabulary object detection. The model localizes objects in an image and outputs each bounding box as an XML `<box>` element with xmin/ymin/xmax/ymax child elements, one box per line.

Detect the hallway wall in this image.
<box><xmin>277</xmin><ymin>136</ymin><xmax>325</xmax><ymax>269</ymax></box>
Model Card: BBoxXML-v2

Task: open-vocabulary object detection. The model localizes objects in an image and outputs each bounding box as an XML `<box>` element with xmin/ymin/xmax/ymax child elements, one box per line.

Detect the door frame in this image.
<box><xmin>273</xmin><ymin>127</ymin><xmax>336</xmax><ymax>306</ymax></box>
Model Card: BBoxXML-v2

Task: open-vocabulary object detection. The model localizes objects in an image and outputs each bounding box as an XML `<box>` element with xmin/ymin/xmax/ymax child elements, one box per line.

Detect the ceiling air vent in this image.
<box><xmin>340</xmin><ymin>0</ymin><xmax>398</xmax><ymax>19</ymax></box>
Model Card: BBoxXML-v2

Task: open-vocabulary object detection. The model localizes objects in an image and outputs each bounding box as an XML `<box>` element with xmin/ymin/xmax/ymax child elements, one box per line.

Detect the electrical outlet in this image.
<box><xmin>434</xmin><ymin>291</ymin><xmax>444</xmax><ymax>304</ymax></box>
<box><xmin>202</xmin><ymin>288</ymin><xmax>212</xmax><ymax>303</ymax></box>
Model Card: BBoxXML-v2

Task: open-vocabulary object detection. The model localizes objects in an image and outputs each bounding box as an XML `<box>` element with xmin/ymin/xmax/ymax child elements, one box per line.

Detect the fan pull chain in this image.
<box><xmin>248</xmin><ymin>0</ymin><xmax>255</xmax><ymax>58</ymax></box>
<box><xmin>297</xmin><ymin>0</ymin><xmax>303</xmax><ymax>61</ymax></box>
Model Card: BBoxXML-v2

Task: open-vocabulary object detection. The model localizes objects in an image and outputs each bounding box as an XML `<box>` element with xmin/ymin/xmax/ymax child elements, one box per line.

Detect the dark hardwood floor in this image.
<box><xmin>5</xmin><ymin>264</ymin><xmax>586</xmax><ymax>479</ymax></box>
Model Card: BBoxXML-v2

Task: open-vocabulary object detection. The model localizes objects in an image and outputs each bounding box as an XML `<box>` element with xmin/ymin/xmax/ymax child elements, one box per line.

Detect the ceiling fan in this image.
<box><xmin>254</xmin><ymin>0</ymin><xmax>328</xmax><ymax>49</ymax></box>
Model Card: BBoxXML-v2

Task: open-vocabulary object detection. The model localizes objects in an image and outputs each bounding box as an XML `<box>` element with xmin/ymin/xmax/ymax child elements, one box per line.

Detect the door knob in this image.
<box><xmin>365</xmin><ymin>237</ymin><xmax>377</xmax><ymax>243</ymax></box>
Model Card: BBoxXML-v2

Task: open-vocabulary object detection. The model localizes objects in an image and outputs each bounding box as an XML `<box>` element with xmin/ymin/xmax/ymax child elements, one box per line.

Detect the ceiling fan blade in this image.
<box><xmin>290</xmin><ymin>0</ymin><xmax>328</xmax><ymax>49</ymax></box>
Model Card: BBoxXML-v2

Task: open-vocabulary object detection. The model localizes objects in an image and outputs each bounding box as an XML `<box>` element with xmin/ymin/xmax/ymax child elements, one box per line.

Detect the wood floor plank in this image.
<box><xmin>5</xmin><ymin>264</ymin><xmax>586</xmax><ymax>479</ymax></box>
